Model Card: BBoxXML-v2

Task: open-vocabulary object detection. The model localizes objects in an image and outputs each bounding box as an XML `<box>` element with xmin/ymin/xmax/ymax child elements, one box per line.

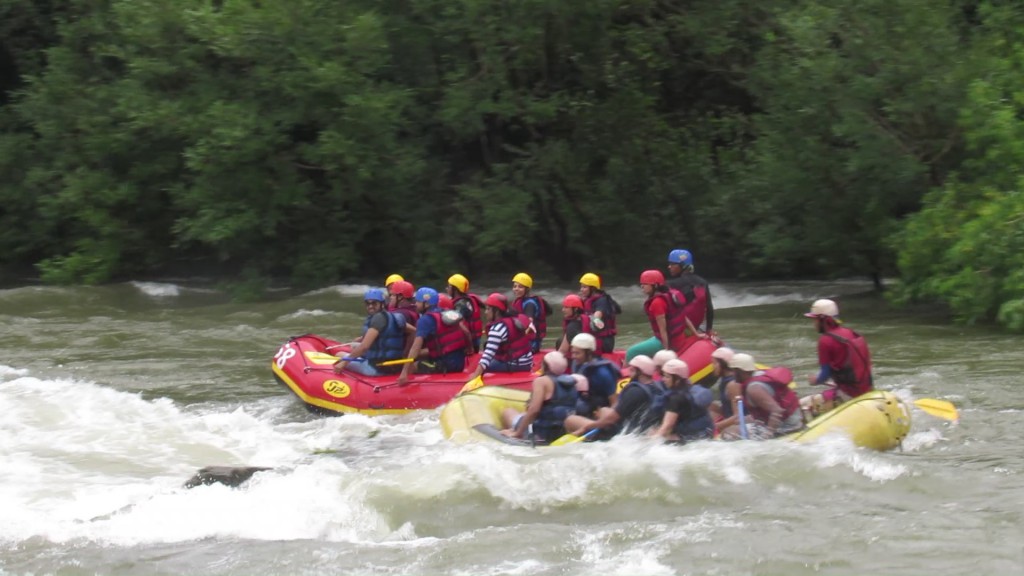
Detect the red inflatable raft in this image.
<box><xmin>271</xmin><ymin>334</ymin><xmax>720</xmax><ymax>416</ymax></box>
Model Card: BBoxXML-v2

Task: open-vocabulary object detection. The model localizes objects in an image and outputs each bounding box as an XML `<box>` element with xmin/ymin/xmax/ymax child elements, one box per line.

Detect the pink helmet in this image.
<box><xmin>662</xmin><ymin>359</ymin><xmax>690</xmax><ymax>378</ymax></box>
<box><xmin>711</xmin><ymin>347</ymin><xmax>735</xmax><ymax>363</ymax></box>
<box><xmin>543</xmin><ymin>351</ymin><xmax>568</xmax><ymax>375</ymax></box>
<box><xmin>628</xmin><ymin>355</ymin><xmax>657</xmax><ymax>376</ymax></box>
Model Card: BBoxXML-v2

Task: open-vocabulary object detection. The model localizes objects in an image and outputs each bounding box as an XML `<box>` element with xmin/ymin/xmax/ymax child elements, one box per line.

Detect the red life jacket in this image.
<box><xmin>424</xmin><ymin>311</ymin><xmax>469</xmax><ymax>359</ymax></box>
<box><xmin>824</xmin><ymin>326</ymin><xmax>874</xmax><ymax>397</ymax></box>
<box><xmin>513</xmin><ymin>295</ymin><xmax>551</xmax><ymax>344</ymax></box>
<box><xmin>492</xmin><ymin>314</ymin><xmax>534</xmax><ymax>362</ymax></box>
<box><xmin>394</xmin><ymin>302</ymin><xmax>420</xmax><ymax>326</ymax></box>
<box><xmin>583</xmin><ymin>292</ymin><xmax>618</xmax><ymax>339</ymax></box>
<box><xmin>453</xmin><ymin>293</ymin><xmax>484</xmax><ymax>341</ymax></box>
<box><xmin>668</xmin><ymin>274</ymin><xmax>710</xmax><ymax>329</ymax></box>
<box><xmin>741</xmin><ymin>367</ymin><xmax>800</xmax><ymax>424</ymax></box>
<box><xmin>562</xmin><ymin>314</ymin><xmax>603</xmax><ymax>354</ymax></box>
<box><xmin>643</xmin><ymin>289</ymin><xmax>691</xmax><ymax>349</ymax></box>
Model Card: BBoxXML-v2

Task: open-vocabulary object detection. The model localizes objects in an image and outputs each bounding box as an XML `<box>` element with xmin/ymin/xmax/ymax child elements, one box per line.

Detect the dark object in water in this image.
<box><xmin>184</xmin><ymin>466</ymin><xmax>272</xmax><ymax>489</ymax></box>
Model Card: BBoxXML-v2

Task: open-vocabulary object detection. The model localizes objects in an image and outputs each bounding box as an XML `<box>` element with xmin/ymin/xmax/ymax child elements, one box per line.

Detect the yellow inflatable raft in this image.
<box><xmin>440</xmin><ymin>387</ymin><xmax>912</xmax><ymax>451</ymax></box>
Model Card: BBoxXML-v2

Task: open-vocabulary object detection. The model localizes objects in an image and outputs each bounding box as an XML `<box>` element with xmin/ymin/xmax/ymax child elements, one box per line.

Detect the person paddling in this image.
<box><xmin>465</xmin><ymin>293</ymin><xmax>535</xmax><ymax>382</ymax></box>
<box><xmin>720</xmin><ymin>353</ymin><xmax>803</xmax><ymax>440</ymax></box>
<box><xmin>649</xmin><ymin>359</ymin><xmax>714</xmax><ymax>443</ymax></box>
<box><xmin>500</xmin><ymin>351</ymin><xmax>579</xmax><ymax>443</ymax></box>
<box><xmin>333</xmin><ymin>288</ymin><xmax>408</xmax><ymax>376</ymax></box>
<box><xmin>396</xmin><ymin>287</ymin><xmax>473</xmax><ymax>385</ymax></box>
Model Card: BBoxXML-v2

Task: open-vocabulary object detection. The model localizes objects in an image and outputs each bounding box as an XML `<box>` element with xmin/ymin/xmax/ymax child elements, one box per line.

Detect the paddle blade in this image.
<box><xmin>377</xmin><ymin>358</ymin><xmax>415</xmax><ymax>367</ymax></box>
<box><xmin>458</xmin><ymin>375</ymin><xmax>484</xmax><ymax>394</ymax></box>
<box><xmin>550</xmin><ymin>429</ymin><xmax>597</xmax><ymax>446</ymax></box>
<box><xmin>914</xmin><ymin>398</ymin><xmax>959</xmax><ymax>421</ymax></box>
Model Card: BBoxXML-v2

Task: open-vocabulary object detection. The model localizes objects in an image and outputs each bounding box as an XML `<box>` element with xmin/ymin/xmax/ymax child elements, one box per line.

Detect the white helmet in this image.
<box><xmin>662</xmin><ymin>359</ymin><xmax>689</xmax><ymax>378</ymax></box>
<box><xmin>728</xmin><ymin>353</ymin><xmax>757</xmax><ymax>372</ymax></box>
<box><xmin>804</xmin><ymin>298</ymin><xmax>839</xmax><ymax>318</ymax></box>
<box><xmin>652</xmin><ymin>349</ymin><xmax>678</xmax><ymax>367</ymax></box>
<box><xmin>711</xmin><ymin>346</ymin><xmax>734</xmax><ymax>363</ymax></box>
<box><xmin>543</xmin><ymin>351</ymin><xmax>569</xmax><ymax>375</ymax></box>
<box><xmin>570</xmin><ymin>333</ymin><xmax>597</xmax><ymax>351</ymax></box>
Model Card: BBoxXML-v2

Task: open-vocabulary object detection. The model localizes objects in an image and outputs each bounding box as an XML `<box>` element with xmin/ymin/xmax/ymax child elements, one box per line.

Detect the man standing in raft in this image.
<box><xmin>665</xmin><ymin>249</ymin><xmax>714</xmax><ymax>333</ymax></box>
<box><xmin>801</xmin><ymin>298</ymin><xmax>875</xmax><ymax>416</ymax></box>
<box><xmin>626</xmin><ymin>270</ymin><xmax>693</xmax><ymax>361</ymax></box>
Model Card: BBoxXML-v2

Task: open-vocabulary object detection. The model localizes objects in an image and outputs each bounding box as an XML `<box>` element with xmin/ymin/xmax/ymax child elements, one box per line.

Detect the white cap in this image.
<box><xmin>728</xmin><ymin>353</ymin><xmax>757</xmax><ymax>372</ymax></box>
<box><xmin>662</xmin><ymin>359</ymin><xmax>689</xmax><ymax>378</ymax></box>
<box><xmin>628</xmin><ymin>355</ymin><xmax>657</xmax><ymax>376</ymax></box>
<box><xmin>652</xmin><ymin>349</ymin><xmax>678</xmax><ymax>367</ymax></box>
<box><xmin>570</xmin><ymin>333</ymin><xmax>597</xmax><ymax>351</ymax></box>
<box><xmin>804</xmin><ymin>298</ymin><xmax>839</xmax><ymax>318</ymax></box>
<box><xmin>711</xmin><ymin>346</ymin><xmax>735</xmax><ymax>363</ymax></box>
<box><xmin>544</xmin><ymin>351</ymin><xmax>568</xmax><ymax>375</ymax></box>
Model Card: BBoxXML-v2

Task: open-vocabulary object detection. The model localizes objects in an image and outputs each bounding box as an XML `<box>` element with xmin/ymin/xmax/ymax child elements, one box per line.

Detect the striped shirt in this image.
<box><xmin>478</xmin><ymin>321</ymin><xmax>534</xmax><ymax>371</ymax></box>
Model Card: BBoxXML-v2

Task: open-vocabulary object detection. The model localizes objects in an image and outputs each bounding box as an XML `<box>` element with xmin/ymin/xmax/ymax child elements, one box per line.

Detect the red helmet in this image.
<box><xmin>562</xmin><ymin>294</ymin><xmax>584</xmax><ymax>308</ymax></box>
<box><xmin>639</xmin><ymin>269</ymin><xmax>665</xmax><ymax>285</ymax></box>
<box><xmin>485</xmin><ymin>292</ymin><xmax>508</xmax><ymax>311</ymax></box>
<box><xmin>390</xmin><ymin>280</ymin><xmax>414</xmax><ymax>299</ymax></box>
<box><xmin>438</xmin><ymin>294</ymin><xmax>454</xmax><ymax>310</ymax></box>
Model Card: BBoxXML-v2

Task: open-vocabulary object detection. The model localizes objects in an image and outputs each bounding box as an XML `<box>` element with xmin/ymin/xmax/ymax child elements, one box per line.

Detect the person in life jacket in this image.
<box><xmin>579</xmin><ymin>273</ymin><xmax>620</xmax><ymax>353</ymax></box>
<box><xmin>652</xmin><ymin>349</ymin><xmax>678</xmax><ymax>380</ymax></box>
<box><xmin>333</xmin><ymin>288</ymin><xmax>408</xmax><ymax>376</ymax></box>
<box><xmin>801</xmin><ymin>299</ymin><xmax>875</xmax><ymax>416</ymax></box>
<box><xmin>626</xmin><ymin>269</ymin><xmax>696</xmax><ymax>361</ymax></box>
<box><xmin>388</xmin><ymin>280</ymin><xmax>420</xmax><ymax>327</ymax></box>
<box><xmin>706</xmin><ymin>347</ymin><xmax>740</xmax><ymax>430</ymax></box>
<box><xmin>666</xmin><ymin>249</ymin><xmax>714</xmax><ymax>333</ymax></box>
<box><xmin>511</xmin><ymin>272</ymin><xmax>551</xmax><ymax>353</ymax></box>
<box><xmin>396</xmin><ymin>287</ymin><xmax>473</xmax><ymax>385</ymax></box>
<box><xmin>720</xmin><ymin>353</ymin><xmax>803</xmax><ymax>440</ymax></box>
<box><xmin>447</xmin><ymin>273</ymin><xmax>484</xmax><ymax>352</ymax></box>
<box><xmin>465</xmin><ymin>292</ymin><xmax>536</xmax><ymax>382</ymax></box>
<box><xmin>649</xmin><ymin>359</ymin><xmax>714</xmax><ymax>443</ymax></box>
<box><xmin>568</xmin><ymin>333</ymin><xmax>621</xmax><ymax>418</ymax></box>
<box><xmin>556</xmin><ymin>294</ymin><xmax>600</xmax><ymax>355</ymax></box>
<box><xmin>565</xmin><ymin>355</ymin><xmax>662</xmax><ymax>439</ymax></box>
<box><xmin>384</xmin><ymin>274</ymin><xmax>404</xmax><ymax>310</ymax></box>
<box><xmin>499</xmin><ymin>351</ymin><xmax>580</xmax><ymax>443</ymax></box>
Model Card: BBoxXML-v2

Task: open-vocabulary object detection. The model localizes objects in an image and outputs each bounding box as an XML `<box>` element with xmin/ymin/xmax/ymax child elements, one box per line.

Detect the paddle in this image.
<box><xmin>337</xmin><ymin>356</ymin><xmax>415</xmax><ymax>366</ymax></box>
<box><xmin>913</xmin><ymin>398</ymin><xmax>959</xmax><ymax>421</ymax></box>
<box><xmin>736</xmin><ymin>396</ymin><xmax>749</xmax><ymax>439</ymax></box>
<box><xmin>458</xmin><ymin>374</ymin><xmax>484</xmax><ymax>394</ymax></box>
<box><xmin>550</xmin><ymin>428</ymin><xmax>599</xmax><ymax>447</ymax></box>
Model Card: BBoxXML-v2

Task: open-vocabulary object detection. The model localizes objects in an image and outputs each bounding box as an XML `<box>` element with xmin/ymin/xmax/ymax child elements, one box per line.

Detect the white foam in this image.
<box><xmin>130</xmin><ymin>281</ymin><xmax>181</xmax><ymax>298</ymax></box>
<box><xmin>0</xmin><ymin>364</ymin><xmax>29</xmax><ymax>378</ymax></box>
<box><xmin>280</xmin><ymin>308</ymin><xmax>335</xmax><ymax>320</ymax></box>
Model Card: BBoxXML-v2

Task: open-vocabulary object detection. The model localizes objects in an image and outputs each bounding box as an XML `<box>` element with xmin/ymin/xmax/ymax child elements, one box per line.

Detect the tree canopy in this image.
<box><xmin>2</xmin><ymin>0</ymin><xmax>1024</xmax><ymax>329</ymax></box>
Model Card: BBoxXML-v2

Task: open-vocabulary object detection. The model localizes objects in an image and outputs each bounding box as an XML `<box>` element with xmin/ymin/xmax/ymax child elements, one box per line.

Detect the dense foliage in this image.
<box><xmin>1</xmin><ymin>0</ymin><xmax>1023</xmax><ymax>328</ymax></box>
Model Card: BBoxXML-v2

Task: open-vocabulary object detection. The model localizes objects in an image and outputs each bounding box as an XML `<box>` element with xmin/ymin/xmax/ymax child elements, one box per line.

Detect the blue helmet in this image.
<box><xmin>414</xmin><ymin>286</ymin><xmax>439</xmax><ymax>307</ymax></box>
<box><xmin>363</xmin><ymin>288</ymin><xmax>386</xmax><ymax>303</ymax></box>
<box><xmin>667</xmin><ymin>249</ymin><xmax>693</xmax><ymax>267</ymax></box>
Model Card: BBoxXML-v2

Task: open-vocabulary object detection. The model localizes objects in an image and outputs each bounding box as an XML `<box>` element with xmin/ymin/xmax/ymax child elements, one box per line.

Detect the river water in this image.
<box><xmin>1</xmin><ymin>280</ymin><xmax>1021</xmax><ymax>575</ymax></box>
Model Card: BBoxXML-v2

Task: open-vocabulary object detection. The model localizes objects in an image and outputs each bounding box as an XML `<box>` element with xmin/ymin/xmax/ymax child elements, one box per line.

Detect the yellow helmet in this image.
<box><xmin>512</xmin><ymin>272</ymin><xmax>533</xmax><ymax>289</ymax></box>
<box><xmin>579</xmin><ymin>272</ymin><xmax>601</xmax><ymax>290</ymax></box>
<box><xmin>385</xmin><ymin>274</ymin><xmax>404</xmax><ymax>287</ymax></box>
<box><xmin>448</xmin><ymin>273</ymin><xmax>470</xmax><ymax>293</ymax></box>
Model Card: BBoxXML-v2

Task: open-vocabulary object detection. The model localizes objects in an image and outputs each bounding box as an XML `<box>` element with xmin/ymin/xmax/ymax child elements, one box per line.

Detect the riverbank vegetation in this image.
<box><xmin>1</xmin><ymin>0</ymin><xmax>1023</xmax><ymax>329</ymax></box>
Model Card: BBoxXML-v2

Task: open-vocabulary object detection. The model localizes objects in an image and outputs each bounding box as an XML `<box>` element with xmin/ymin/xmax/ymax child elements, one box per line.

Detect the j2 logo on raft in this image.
<box><xmin>274</xmin><ymin>345</ymin><xmax>296</xmax><ymax>369</ymax></box>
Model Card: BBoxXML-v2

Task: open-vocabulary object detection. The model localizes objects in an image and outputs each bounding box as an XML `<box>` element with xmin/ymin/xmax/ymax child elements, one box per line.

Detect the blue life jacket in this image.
<box><xmin>534</xmin><ymin>374</ymin><xmax>579</xmax><ymax>442</ymax></box>
<box><xmin>363</xmin><ymin>311</ymin><xmax>407</xmax><ymax>363</ymax></box>
<box><xmin>575</xmin><ymin>358</ymin><xmax>620</xmax><ymax>415</ymax></box>
<box><xmin>671</xmin><ymin>387</ymin><xmax>714</xmax><ymax>440</ymax></box>
<box><xmin>620</xmin><ymin>380</ymin><xmax>669</xmax><ymax>434</ymax></box>
<box><xmin>717</xmin><ymin>375</ymin><xmax>736</xmax><ymax>418</ymax></box>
